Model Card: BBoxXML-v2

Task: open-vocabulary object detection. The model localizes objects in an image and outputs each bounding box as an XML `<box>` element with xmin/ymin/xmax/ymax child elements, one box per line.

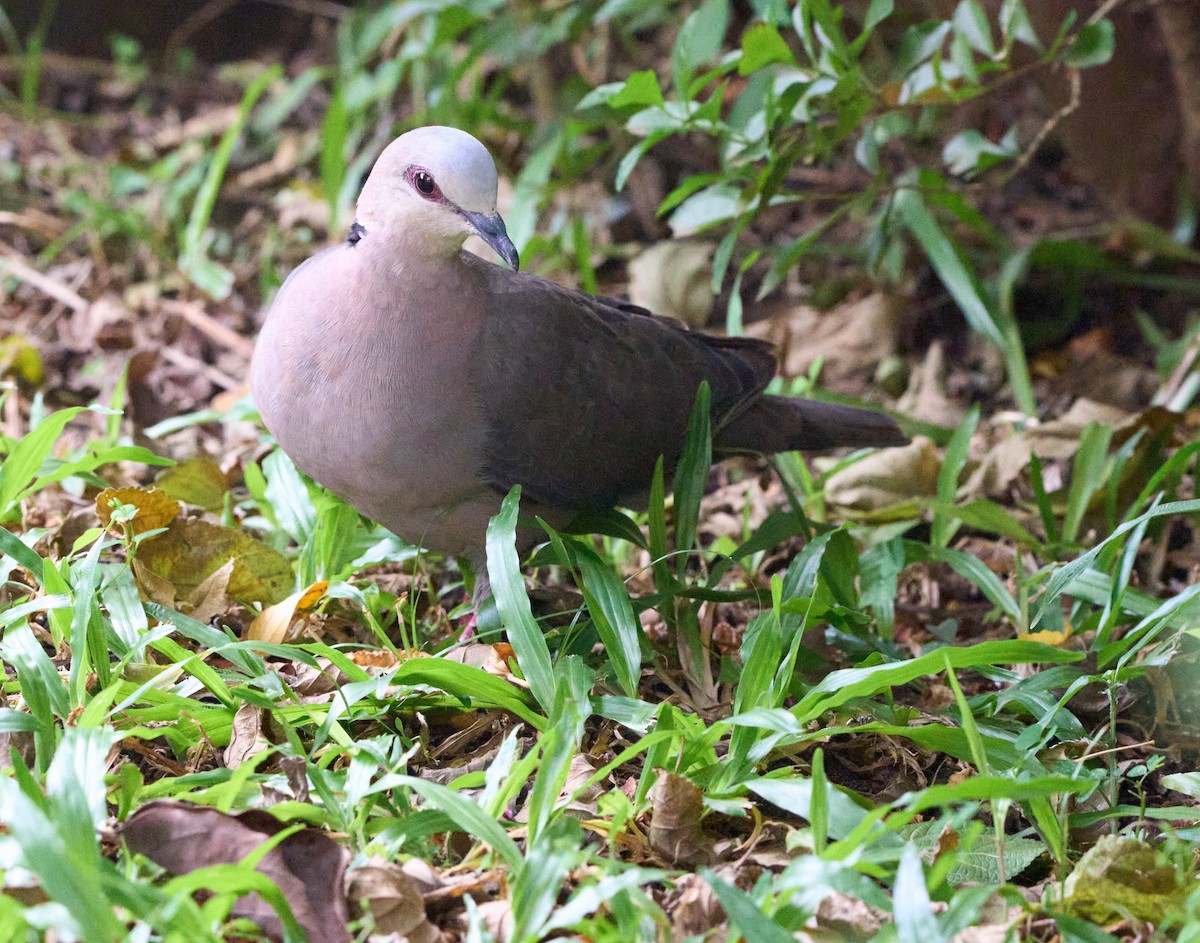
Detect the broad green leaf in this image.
<box><xmin>740</xmin><ymin>23</ymin><xmax>794</xmax><ymax>74</ymax></box>
<box><xmin>1065</xmin><ymin>19</ymin><xmax>1114</xmax><ymax>68</ymax></box>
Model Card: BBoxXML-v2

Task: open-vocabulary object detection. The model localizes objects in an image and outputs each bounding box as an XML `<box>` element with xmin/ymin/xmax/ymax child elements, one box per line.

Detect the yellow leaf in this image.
<box><xmin>96</xmin><ymin>487</ymin><xmax>181</xmax><ymax>535</ymax></box>
<box><xmin>0</xmin><ymin>334</ymin><xmax>44</xmax><ymax>385</ymax></box>
<box><xmin>247</xmin><ymin>581</ymin><xmax>329</xmax><ymax>644</ymax></box>
<box><xmin>135</xmin><ymin>518</ymin><xmax>292</xmax><ymax>605</ymax></box>
<box><xmin>155</xmin><ymin>458</ymin><xmax>230</xmax><ymax>511</ymax></box>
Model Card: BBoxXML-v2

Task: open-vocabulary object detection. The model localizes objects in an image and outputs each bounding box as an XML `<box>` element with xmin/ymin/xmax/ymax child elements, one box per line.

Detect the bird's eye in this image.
<box><xmin>414</xmin><ymin>171</ymin><xmax>436</xmax><ymax>195</ymax></box>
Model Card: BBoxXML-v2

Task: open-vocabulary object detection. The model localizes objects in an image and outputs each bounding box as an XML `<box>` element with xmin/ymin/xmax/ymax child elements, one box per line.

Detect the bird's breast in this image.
<box><xmin>250</xmin><ymin>253</ymin><xmax>490</xmax><ymax>538</ymax></box>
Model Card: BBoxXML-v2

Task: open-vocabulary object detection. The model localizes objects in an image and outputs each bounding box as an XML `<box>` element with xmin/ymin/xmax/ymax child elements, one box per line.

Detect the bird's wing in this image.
<box><xmin>468</xmin><ymin>254</ymin><xmax>776</xmax><ymax>510</ymax></box>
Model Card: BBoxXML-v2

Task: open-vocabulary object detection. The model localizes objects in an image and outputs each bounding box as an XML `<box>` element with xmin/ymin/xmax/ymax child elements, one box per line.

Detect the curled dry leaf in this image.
<box><xmin>346</xmin><ymin>858</ymin><xmax>444</xmax><ymax>943</ymax></box>
<box><xmin>808</xmin><ymin>891</ymin><xmax>886</xmax><ymax>941</ymax></box>
<box><xmin>824</xmin><ymin>437</ymin><xmax>940</xmax><ymax>516</ymax></box>
<box><xmin>121</xmin><ymin>799</ymin><xmax>351</xmax><ymax>943</ymax></box>
<box><xmin>648</xmin><ymin>772</ymin><xmax>713</xmax><ymax>867</ymax></box>
<box><xmin>224</xmin><ymin>702</ymin><xmax>271</xmax><ymax>770</ymax></box>
<box><xmin>896</xmin><ymin>340</ymin><xmax>966</xmax><ymax>428</ymax></box>
<box><xmin>182</xmin><ymin>557</ymin><xmax>234</xmax><ymax>624</ymax></box>
<box><xmin>471</xmin><ymin>899</ymin><xmax>515</xmax><ymax>943</ymax></box>
<box><xmin>964</xmin><ymin>398</ymin><xmax>1130</xmax><ymax>497</ymax></box>
<box><xmin>748</xmin><ymin>291</ymin><xmax>903</xmax><ymax>385</ymax></box>
<box><xmin>628</xmin><ymin>240</ymin><xmax>715</xmax><ymax>329</ymax></box>
<box><xmin>95</xmin><ymin>486</ymin><xmax>181</xmax><ymax>535</ymax></box>
<box><xmin>670</xmin><ymin>872</ymin><xmax>723</xmax><ymax>938</ymax></box>
<box><xmin>247</xmin><ymin>580</ymin><xmax>329</xmax><ymax>644</ymax></box>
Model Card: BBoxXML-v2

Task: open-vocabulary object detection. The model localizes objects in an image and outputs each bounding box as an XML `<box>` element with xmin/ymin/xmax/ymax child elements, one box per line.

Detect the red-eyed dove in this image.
<box><xmin>251</xmin><ymin>126</ymin><xmax>907</xmax><ymax>603</ymax></box>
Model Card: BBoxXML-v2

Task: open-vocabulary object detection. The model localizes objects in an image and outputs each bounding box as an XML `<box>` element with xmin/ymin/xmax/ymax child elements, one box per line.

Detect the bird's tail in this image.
<box><xmin>716</xmin><ymin>395</ymin><xmax>908</xmax><ymax>454</ymax></box>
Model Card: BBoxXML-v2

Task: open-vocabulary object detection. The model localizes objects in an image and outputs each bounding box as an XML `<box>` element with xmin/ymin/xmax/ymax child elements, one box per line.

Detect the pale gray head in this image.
<box><xmin>354</xmin><ymin>126</ymin><xmax>518</xmax><ymax>270</ymax></box>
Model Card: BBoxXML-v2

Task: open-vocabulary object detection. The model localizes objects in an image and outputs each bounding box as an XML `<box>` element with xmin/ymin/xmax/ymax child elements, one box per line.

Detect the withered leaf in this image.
<box><xmin>648</xmin><ymin>772</ymin><xmax>713</xmax><ymax>867</ymax></box>
<box><xmin>122</xmin><ymin>800</ymin><xmax>350</xmax><ymax>943</ymax></box>
<box><xmin>135</xmin><ymin>518</ymin><xmax>293</xmax><ymax>605</ymax></box>
<box><xmin>155</xmin><ymin>457</ymin><xmax>231</xmax><ymax>510</ymax></box>
<box><xmin>247</xmin><ymin>580</ymin><xmax>329</xmax><ymax>644</ymax></box>
<box><xmin>346</xmin><ymin>859</ymin><xmax>444</xmax><ymax>943</ymax></box>
<box><xmin>96</xmin><ymin>486</ymin><xmax>181</xmax><ymax>535</ymax></box>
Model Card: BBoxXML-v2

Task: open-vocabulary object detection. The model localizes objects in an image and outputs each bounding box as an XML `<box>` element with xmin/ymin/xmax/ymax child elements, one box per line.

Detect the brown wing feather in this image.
<box><xmin>468</xmin><ymin>255</ymin><xmax>775</xmax><ymax>510</ymax></box>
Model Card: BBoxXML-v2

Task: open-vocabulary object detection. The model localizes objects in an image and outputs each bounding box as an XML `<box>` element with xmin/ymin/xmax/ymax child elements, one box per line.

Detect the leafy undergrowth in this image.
<box><xmin>3</xmin><ymin>2</ymin><xmax>1200</xmax><ymax>942</ymax></box>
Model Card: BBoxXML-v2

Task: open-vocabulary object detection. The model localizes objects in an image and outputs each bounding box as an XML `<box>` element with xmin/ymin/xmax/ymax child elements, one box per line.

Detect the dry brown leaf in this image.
<box><xmin>224</xmin><ymin>702</ymin><xmax>271</xmax><ymax>770</ymax></box>
<box><xmin>670</xmin><ymin>872</ymin><xmax>723</xmax><ymax>938</ymax></box>
<box><xmin>247</xmin><ymin>581</ymin><xmax>330</xmax><ymax>644</ymax></box>
<box><xmin>825</xmin><ymin>437</ymin><xmax>940</xmax><ymax>515</ymax></box>
<box><xmin>155</xmin><ymin>457</ymin><xmax>231</xmax><ymax>510</ymax></box>
<box><xmin>346</xmin><ymin>859</ymin><xmax>444</xmax><ymax>943</ymax></box>
<box><xmin>748</xmin><ymin>291</ymin><xmax>903</xmax><ymax>384</ymax></box>
<box><xmin>896</xmin><ymin>340</ymin><xmax>966</xmax><ymax>428</ymax></box>
<box><xmin>182</xmin><ymin>557</ymin><xmax>234</xmax><ymax>624</ymax></box>
<box><xmin>346</xmin><ymin>648</ymin><xmax>400</xmax><ymax>669</ymax></box>
<box><xmin>807</xmin><ymin>891</ymin><xmax>886</xmax><ymax>941</ymax></box>
<box><xmin>648</xmin><ymin>772</ymin><xmax>713</xmax><ymax>867</ymax></box>
<box><xmin>472</xmin><ymin>900</ymin><xmax>515</xmax><ymax>942</ymax></box>
<box><xmin>121</xmin><ymin>800</ymin><xmax>351</xmax><ymax>943</ymax></box>
<box><xmin>95</xmin><ymin>486</ymin><xmax>180</xmax><ymax>535</ymax></box>
<box><xmin>131</xmin><ymin>557</ymin><xmax>178</xmax><ymax>607</ymax></box>
<box><xmin>135</xmin><ymin>518</ymin><xmax>293</xmax><ymax>605</ymax></box>
<box><xmin>628</xmin><ymin>240</ymin><xmax>715</xmax><ymax>329</ymax></box>
<box><xmin>964</xmin><ymin>399</ymin><xmax>1130</xmax><ymax>497</ymax></box>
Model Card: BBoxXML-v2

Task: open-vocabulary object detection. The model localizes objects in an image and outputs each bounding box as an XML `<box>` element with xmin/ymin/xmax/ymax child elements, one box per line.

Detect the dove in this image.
<box><xmin>251</xmin><ymin>126</ymin><xmax>906</xmax><ymax>604</ymax></box>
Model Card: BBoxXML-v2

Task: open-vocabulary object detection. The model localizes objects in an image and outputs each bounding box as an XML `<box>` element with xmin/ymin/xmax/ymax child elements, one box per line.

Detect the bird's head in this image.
<box><xmin>354</xmin><ymin>125</ymin><xmax>519</xmax><ymax>270</ymax></box>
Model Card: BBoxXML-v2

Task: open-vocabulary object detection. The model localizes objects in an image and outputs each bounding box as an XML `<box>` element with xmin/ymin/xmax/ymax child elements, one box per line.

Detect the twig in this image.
<box><xmin>0</xmin><ymin>250</ymin><xmax>89</xmax><ymax>312</ymax></box>
<box><xmin>159</xmin><ymin>299</ymin><xmax>255</xmax><ymax>358</ymax></box>
<box><xmin>157</xmin><ymin>344</ymin><xmax>242</xmax><ymax>391</ymax></box>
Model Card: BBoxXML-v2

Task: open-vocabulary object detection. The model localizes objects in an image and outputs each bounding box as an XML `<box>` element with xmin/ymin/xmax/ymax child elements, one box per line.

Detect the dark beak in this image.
<box><xmin>462</xmin><ymin>210</ymin><xmax>519</xmax><ymax>271</ymax></box>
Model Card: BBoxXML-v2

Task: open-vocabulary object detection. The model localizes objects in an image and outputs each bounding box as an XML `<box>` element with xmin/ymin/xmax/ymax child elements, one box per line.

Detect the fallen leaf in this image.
<box><xmin>628</xmin><ymin>240</ymin><xmax>715</xmax><ymax>329</ymax></box>
<box><xmin>182</xmin><ymin>557</ymin><xmax>234</xmax><ymax>623</ymax></box>
<box><xmin>224</xmin><ymin>703</ymin><xmax>271</xmax><ymax>770</ymax></box>
<box><xmin>135</xmin><ymin>518</ymin><xmax>293</xmax><ymax>605</ymax></box>
<box><xmin>122</xmin><ymin>800</ymin><xmax>351</xmax><ymax>943</ymax></box>
<box><xmin>825</xmin><ymin>437</ymin><xmax>940</xmax><ymax>515</ymax></box>
<box><xmin>1061</xmin><ymin>834</ymin><xmax>1194</xmax><ymax>924</ymax></box>
<box><xmin>155</xmin><ymin>457</ymin><xmax>231</xmax><ymax>510</ymax></box>
<box><xmin>247</xmin><ymin>581</ymin><xmax>329</xmax><ymax>644</ymax></box>
<box><xmin>346</xmin><ymin>859</ymin><xmax>444</xmax><ymax>942</ymax></box>
<box><xmin>670</xmin><ymin>872</ymin><xmax>723</xmax><ymax>938</ymax></box>
<box><xmin>808</xmin><ymin>891</ymin><xmax>886</xmax><ymax>940</ymax></box>
<box><xmin>748</xmin><ymin>291</ymin><xmax>903</xmax><ymax>385</ymax></box>
<box><xmin>649</xmin><ymin>772</ymin><xmax>712</xmax><ymax>867</ymax></box>
<box><xmin>96</xmin><ymin>487</ymin><xmax>181</xmax><ymax>535</ymax></box>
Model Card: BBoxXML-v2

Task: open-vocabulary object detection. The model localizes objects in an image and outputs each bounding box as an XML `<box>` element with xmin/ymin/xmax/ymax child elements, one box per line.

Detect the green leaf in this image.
<box><xmin>486</xmin><ymin>486</ymin><xmax>555</xmax><ymax>713</ymax></box>
<box><xmin>572</xmin><ymin>540</ymin><xmax>643</xmax><ymax>697</ymax></box>
<box><xmin>608</xmin><ymin>69</ymin><xmax>665</xmax><ymax>108</ymax></box>
<box><xmin>319</xmin><ymin>82</ymin><xmax>348</xmax><ymax>230</ymax></box>
<box><xmin>895</xmin><ymin>188</ymin><xmax>1005</xmax><ymax>348</ymax></box>
<box><xmin>396</xmin><ymin>775</ymin><xmax>523</xmax><ymax>870</ymax></box>
<box><xmin>0</xmin><ymin>406</ymin><xmax>85</xmax><ymax>521</ymax></box>
<box><xmin>673</xmin><ymin>383</ymin><xmax>713</xmax><ymax>565</ymax></box>
<box><xmin>672</xmin><ymin>0</ymin><xmax>730</xmax><ymax>92</ymax></box>
<box><xmin>1065</xmin><ymin>19</ymin><xmax>1114</xmax><ymax>68</ymax></box>
<box><xmin>895</xmin><ymin>845</ymin><xmax>945</xmax><ymax>943</ymax></box>
<box><xmin>739</xmin><ymin>23</ymin><xmax>794</xmax><ymax>74</ymax></box>
<box><xmin>792</xmin><ymin>639</ymin><xmax>1082</xmax><ymax>725</ymax></box>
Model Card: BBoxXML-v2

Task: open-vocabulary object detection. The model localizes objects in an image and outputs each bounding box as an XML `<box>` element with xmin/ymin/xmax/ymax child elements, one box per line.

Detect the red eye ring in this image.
<box><xmin>407</xmin><ymin>166</ymin><xmax>443</xmax><ymax>200</ymax></box>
